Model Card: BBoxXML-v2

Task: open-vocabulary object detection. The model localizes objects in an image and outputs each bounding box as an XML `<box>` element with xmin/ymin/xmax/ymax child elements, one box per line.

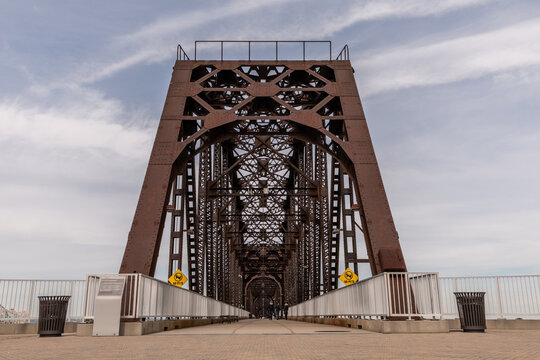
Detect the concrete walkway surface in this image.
<box><xmin>1</xmin><ymin>319</ymin><xmax>540</xmax><ymax>359</ymax></box>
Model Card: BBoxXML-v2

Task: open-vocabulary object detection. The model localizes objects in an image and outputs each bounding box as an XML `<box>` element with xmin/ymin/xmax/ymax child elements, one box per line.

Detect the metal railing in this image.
<box><xmin>177</xmin><ymin>45</ymin><xmax>190</xmax><ymax>60</ymax></box>
<box><xmin>0</xmin><ymin>279</ymin><xmax>86</xmax><ymax>323</ymax></box>
<box><xmin>84</xmin><ymin>274</ymin><xmax>250</xmax><ymax>320</ymax></box>
<box><xmin>177</xmin><ymin>40</ymin><xmax>339</xmax><ymax>61</ymax></box>
<box><xmin>4</xmin><ymin>274</ymin><xmax>538</xmax><ymax>323</ymax></box>
<box><xmin>177</xmin><ymin>41</ymin><xmax>352</xmax><ymax>61</ymax></box>
<box><xmin>440</xmin><ymin>275</ymin><xmax>540</xmax><ymax>319</ymax></box>
<box><xmin>289</xmin><ymin>272</ymin><xmax>441</xmax><ymax>320</ymax></box>
<box><xmin>336</xmin><ymin>44</ymin><xmax>349</xmax><ymax>60</ymax></box>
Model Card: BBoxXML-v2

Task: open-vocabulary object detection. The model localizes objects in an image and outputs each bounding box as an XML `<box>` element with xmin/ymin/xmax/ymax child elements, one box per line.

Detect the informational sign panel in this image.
<box><xmin>92</xmin><ymin>275</ymin><xmax>125</xmax><ymax>337</ymax></box>
<box><xmin>168</xmin><ymin>269</ymin><xmax>188</xmax><ymax>287</ymax></box>
<box><xmin>339</xmin><ymin>268</ymin><xmax>359</xmax><ymax>286</ymax></box>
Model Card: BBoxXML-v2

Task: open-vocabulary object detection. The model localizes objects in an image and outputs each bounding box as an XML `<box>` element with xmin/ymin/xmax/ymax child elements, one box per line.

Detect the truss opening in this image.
<box><xmin>235</xmin><ymin>97</ymin><xmax>290</xmax><ymax>116</ymax></box>
<box><xmin>310</xmin><ymin>65</ymin><xmax>336</xmax><ymax>82</ymax></box>
<box><xmin>190</xmin><ymin>65</ymin><xmax>217</xmax><ymax>82</ymax></box>
<box><xmin>317</xmin><ymin>97</ymin><xmax>343</xmax><ymax>116</ymax></box>
<box><xmin>238</xmin><ymin>65</ymin><xmax>288</xmax><ymax>83</ymax></box>
<box><xmin>277</xmin><ymin>90</ymin><xmax>329</xmax><ymax>110</ymax></box>
<box><xmin>198</xmin><ymin>91</ymin><xmax>249</xmax><ymax>109</ymax></box>
<box><xmin>183</xmin><ymin>97</ymin><xmax>210</xmax><ymax>116</ymax></box>
<box><xmin>200</xmin><ymin>70</ymin><xmax>249</xmax><ymax>88</ymax></box>
<box><xmin>277</xmin><ymin>70</ymin><xmax>326</xmax><ymax>88</ymax></box>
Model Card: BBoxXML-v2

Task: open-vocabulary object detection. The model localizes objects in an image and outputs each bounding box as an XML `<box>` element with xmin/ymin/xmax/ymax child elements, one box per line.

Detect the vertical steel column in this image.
<box><xmin>315</xmin><ymin>148</ymin><xmax>330</xmax><ymax>294</ymax></box>
<box><xmin>185</xmin><ymin>158</ymin><xmax>200</xmax><ymax>292</ymax></box>
<box><xmin>342</xmin><ymin>173</ymin><xmax>360</xmax><ymax>275</ymax></box>
<box><xmin>297</xmin><ymin>145</ymin><xmax>310</xmax><ymax>301</ymax></box>
<box><xmin>197</xmin><ymin>149</ymin><xmax>211</xmax><ymax>295</ymax></box>
<box><xmin>214</xmin><ymin>143</ymin><xmax>224</xmax><ymax>302</ymax></box>
<box><xmin>206</xmin><ymin>146</ymin><xmax>217</xmax><ymax>298</ymax></box>
<box><xmin>305</xmin><ymin>144</ymin><xmax>316</xmax><ymax>299</ymax></box>
<box><xmin>168</xmin><ymin>172</ymin><xmax>186</xmax><ymax>277</ymax></box>
<box><xmin>328</xmin><ymin>158</ymin><xmax>342</xmax><ymax>290</ymax></box>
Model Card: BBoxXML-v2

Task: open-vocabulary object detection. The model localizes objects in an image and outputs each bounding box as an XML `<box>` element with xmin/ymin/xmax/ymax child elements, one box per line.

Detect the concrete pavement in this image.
<box><xmin>1</xmin><ymin>319</ymin><xmax>540</xmax><ymax>359</ymax></box>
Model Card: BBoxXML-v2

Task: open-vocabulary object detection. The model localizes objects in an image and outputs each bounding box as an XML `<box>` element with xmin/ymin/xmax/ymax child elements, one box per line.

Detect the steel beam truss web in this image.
<box><xmin>121</xmin><ymin>46</ymin><xmax>407</xmax><ymax>312</ymax></box>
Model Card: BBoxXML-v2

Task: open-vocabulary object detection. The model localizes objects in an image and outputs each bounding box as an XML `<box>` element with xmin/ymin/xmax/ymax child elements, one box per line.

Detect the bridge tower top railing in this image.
<box><xmin>177</xmin><ymin>40</ymin><xmax>349</xmax><ymax>61</ymax></box>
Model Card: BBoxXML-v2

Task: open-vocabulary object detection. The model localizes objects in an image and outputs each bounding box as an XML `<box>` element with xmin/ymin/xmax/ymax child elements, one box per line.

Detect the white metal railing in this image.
<box><xmin>84</xmin><ymin>274</ymin><xmax>250</xmax><ymax>320</ymax></box>
<box><xmin>289</xmin><ymin>272</ymin><xmax>441</xmax><ymax>320</ymax></box>
<box><xmin>0</xmin><ymin>279</ymin><xmax>86</xmax><ymax>323</ymax></box>
<box><xmin>4</xmin><ymin>274</ymin><xmax>539</xmax><ymax>324</ymax></box>
<box><xmin>439</xmin><ymin>275</ymin><xmax>540</xmax><ymax>319</ymax></box>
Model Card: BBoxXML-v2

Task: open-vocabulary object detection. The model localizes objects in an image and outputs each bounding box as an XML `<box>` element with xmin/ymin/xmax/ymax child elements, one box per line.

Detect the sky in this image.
<box><xmin>1</xmin><ymin>0</ymin><xmax>540</xmax><ymax>280</ymax></box>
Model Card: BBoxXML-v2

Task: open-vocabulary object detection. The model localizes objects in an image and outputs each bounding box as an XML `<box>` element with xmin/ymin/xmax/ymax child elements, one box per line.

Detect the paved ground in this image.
<box><xmin>1</xmin><ymin>319</ymin><xmax>540</xmax><ymax>359</ymax></box>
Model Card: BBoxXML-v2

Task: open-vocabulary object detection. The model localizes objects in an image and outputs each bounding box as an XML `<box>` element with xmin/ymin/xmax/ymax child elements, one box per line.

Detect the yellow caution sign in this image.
<box><xmin>168</xmin><ymin>269</ymin><xmax>188</xmax><ymax>287</ymax></box>
<box><xmin>339</xmin><ymin>268</ymin><xmax>358</xmax><ymax>286</ymax></box>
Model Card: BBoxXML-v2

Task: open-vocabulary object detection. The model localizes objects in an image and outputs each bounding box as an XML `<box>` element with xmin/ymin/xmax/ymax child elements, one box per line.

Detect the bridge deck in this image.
<box><xmin>2</xmin><ymin>320</ymin><xmax>540</xmax><ymax>359</ymax></box>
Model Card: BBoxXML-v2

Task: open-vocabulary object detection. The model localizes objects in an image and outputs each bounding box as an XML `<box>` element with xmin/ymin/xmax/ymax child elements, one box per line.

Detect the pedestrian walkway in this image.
<box><xmin>1</xmin><ymin>319</ymin><xmax>540</xmax><ymax>359</ymax></box>
<box><xmin>152</xmin><ymin>318</ymin><xmax>365</xmax><ymax>336</ymax></box>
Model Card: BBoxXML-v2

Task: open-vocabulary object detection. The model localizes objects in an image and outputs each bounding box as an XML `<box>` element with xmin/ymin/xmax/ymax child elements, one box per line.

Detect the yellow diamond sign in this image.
<box><xmin>339</xmin><ymin>268</ymin><xmax>358</xmax><ymax>286</ymax></box>
<box><xmin>168</xmin><ymin>269</ymin><xmax>188</xmax><ymax>287</ymax></box>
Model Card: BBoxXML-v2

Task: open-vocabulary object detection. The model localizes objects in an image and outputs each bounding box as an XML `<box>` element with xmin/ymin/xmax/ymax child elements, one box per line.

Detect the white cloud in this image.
<box><xmin>355</xmin><ymin>16</ymin><xmax>540</xmax><ymax>94</ymax></box>
<box><xmin>75</xmin><ymin>0</ymin><xmax>495</xmax><ymax>85</ymax></box>
<box><xmin>320</xmin><ymin>0</ymin><xmax>494</xmax><ymax>36</ymax></box>
<box><xmin>0</xmin><ymin>88</ymin><xmax>154</xmax><ymax>278</ymax></box>
<box><xmin>79</xmin><ymin>0</ymin><xmax>296</xmax><ymax>84</ymax></box>
<box><xmin>0</xmin><ymin>88</ymin><xmax>153</xmax><ymax>159</ymax></box>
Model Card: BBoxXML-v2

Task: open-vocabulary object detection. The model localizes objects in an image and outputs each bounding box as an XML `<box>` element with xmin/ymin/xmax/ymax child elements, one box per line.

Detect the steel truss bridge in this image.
<box><xmin>120</xmin><ymin>41</ymin><xmax>407</xmax><ymax>317</ymax></box>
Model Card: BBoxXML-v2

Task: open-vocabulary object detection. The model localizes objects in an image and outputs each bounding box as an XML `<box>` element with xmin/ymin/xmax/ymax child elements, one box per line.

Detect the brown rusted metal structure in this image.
<box><xmin>120</xmin><ymin>41</ymin><xmax>406</xmax><ymax>314</ymax></box>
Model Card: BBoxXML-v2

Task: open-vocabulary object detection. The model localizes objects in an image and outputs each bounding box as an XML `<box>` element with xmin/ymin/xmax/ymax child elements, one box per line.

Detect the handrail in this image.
<box><xmin>288</xmin><ymin>272</ymin><xmax>441</xmax><ymax>320</ymax></box>
<box><xmin>336</xmin><ymin>44</ymin><xmax>349</xmax><ymax>60</ymax></box>
<box><xmin>176</xmin><ymin>45</ymin><xmax>190</xmax><ymax>60</ymax></box>
<box><xmin>177</xmin><ymin>41</ymin><xmax>351</xmax><ymax>61</ymax></box>
<box><xmin>191</xmin><ymin>40</ymin><xmax>334</xmax><ymax>61</ymax></box>
<box><xmin>439</xmin><ymin>275</ymin><xmax>540</xmax><ymax>319</ymax></box>
<box><xmin>0</xmin><ymin>279</ymin><xmax>86</xmax><ymax>323</ymax></box>
<box><xmin>83</xmin><ymin>274</ymin><xmax>249</xmax><ymax>320</ymax></box>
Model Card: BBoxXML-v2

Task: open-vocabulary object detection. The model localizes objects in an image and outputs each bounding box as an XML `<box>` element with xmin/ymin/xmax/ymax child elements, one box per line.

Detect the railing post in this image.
<box><xmin>405</xmin><ymin>274</ymin><xmax>412</xmax><ymax>320</ymax></box>
<box><xmin>383</xmin><ymin>273</ymin><xmax>390</xmax><ymax>319</ymax></box>
<box><xmin>435</xmin><ymin>273</ymin><xmax>443</xmax><ymax>320</ymax></box>
<box><xmin>495</xmin><ymin>276</ymin><xmax>503</xmax><ymax>319</ymax></box>
<box><xmin>68</xmin><ymin>281</ymin><xmax>75</xmax><ymax>321</ymax></box>
<box><xmin>27</xmin><ymin>281</ymin><xmax>36</xmax><ymax>321</ymax></box>
<box><xmin>135</xmin><ymin>274</ymin><xmax>142</xmax><ymax>319</ymax></box>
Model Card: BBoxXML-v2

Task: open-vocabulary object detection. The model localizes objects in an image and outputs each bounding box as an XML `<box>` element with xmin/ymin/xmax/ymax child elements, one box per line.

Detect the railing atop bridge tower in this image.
<box><xmin>177</xmin><ymin>41</ymin><xmax>350</xmax><ymax>61</ymax></box>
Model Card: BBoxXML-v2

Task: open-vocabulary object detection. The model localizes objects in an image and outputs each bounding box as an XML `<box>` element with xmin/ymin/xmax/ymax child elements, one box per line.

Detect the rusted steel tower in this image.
<box><xmin>120</xmin><ymin>41</ymin><xmax>406</xmax><ymax>314</ymax></box>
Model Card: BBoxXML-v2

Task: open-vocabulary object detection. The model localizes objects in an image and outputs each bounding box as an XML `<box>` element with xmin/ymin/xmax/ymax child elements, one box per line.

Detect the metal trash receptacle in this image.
<box><xmin>38</xmin><ymin>296</ymin><xmax>71</xmax><ymax>337</ymax></box>
<box><xmin>454</xmin><ymin>292</ymin><xmax>486</xmax><ymax>332</ymax></box>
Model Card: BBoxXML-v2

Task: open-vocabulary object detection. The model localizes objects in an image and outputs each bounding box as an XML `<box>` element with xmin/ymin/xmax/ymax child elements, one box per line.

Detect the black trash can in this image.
<box><xmin>38</xmin><ymin>296</ymin><xmax>71</xmax><ymax>337</ymax></box>
<box><xmin>454</xmin><ymin>292</ymin><xmax>486</xmax><ymax>332</ymax></box>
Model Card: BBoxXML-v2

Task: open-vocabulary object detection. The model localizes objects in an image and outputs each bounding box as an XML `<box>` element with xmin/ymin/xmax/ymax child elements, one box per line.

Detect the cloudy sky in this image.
<box><xmin>1</xmin><ymin>0</ymin><xmax>540</xmax><ymax>280</ymax></box>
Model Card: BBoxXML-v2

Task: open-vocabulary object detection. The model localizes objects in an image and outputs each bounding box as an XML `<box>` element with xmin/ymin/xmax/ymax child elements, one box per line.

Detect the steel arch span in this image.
<box><xmin>120</xmin><ymin>42</ymin><xmax>407</xmax><ymax>311</ymax></box>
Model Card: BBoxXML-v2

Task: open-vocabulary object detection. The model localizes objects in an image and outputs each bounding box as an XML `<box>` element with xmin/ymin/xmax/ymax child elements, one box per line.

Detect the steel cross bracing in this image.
<box><xmin>120</xmin><ymin>43</ymin><xmax>407</xmax><ymax>313</ymax></box>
